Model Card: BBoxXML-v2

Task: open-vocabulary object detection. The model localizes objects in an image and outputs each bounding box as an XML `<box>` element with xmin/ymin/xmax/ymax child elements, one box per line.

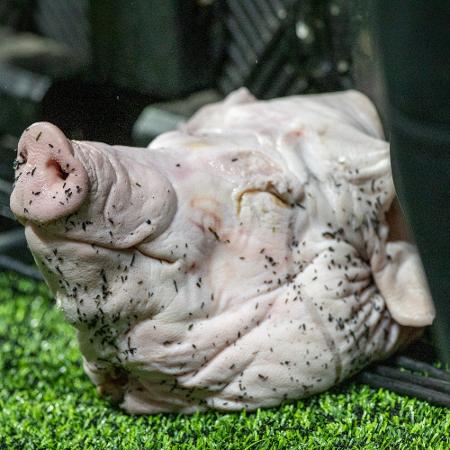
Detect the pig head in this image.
<box><xmin>10</xmin><ymin>89</ymin><xmax>434</xmax><ymax>413</ymax></box>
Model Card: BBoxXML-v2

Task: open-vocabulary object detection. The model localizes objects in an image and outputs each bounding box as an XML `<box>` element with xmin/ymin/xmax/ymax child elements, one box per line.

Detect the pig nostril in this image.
<box><xmin>46</xmin><ymin>159</ymin><xmax>69</xmax><ymax>180</ymax></box>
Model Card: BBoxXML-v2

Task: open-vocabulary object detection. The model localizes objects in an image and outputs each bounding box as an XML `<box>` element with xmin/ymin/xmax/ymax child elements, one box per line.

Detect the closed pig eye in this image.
<box><xmin>236</xmin><ymin>189</ymin><xmax>292</xmax><ymax>216</ymax></box>
<box><xmin>236</xmin><ymin>190</ymin><xmax>293</xmax><ymax>236</ymax></box>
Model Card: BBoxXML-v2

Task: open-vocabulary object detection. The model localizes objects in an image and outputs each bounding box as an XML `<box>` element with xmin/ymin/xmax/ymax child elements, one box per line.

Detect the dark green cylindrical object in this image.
<box><xmin>373</xmin><ymin>1</ymin><xmax>450</xmax><ymax>363</ymax></box>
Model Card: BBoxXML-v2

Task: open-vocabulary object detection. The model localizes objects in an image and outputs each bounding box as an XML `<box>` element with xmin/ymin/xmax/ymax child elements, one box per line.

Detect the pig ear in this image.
<box><xmin>316</xmin><ymin>90</ymin><xmax>385</xmax><ymax>140</ymax></box>
<box><xmin>185</xmin><ymin>88</ymin><xmax>256</xmax><ymax>133</ymax></box>
<box><xmin>373</xmin><ymin>242</ymin><xmax>435</xmax><ymax>327</ymax></box>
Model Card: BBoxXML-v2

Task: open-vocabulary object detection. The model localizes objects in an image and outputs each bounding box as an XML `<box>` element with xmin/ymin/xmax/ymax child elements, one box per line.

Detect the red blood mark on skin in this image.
<box><xmin>186</xmin><ymin>262</ymin><xmax>197</xmax><ymax>273</ymax></box>
<box><xmin>281</xmin><ymin>129</ymin><xmax>306</xmax><ymax>148</ymax></box>
<box><xmin>287</xmin><ymin>129</ymin><xmax>304</xmax><ymax>138</ymax></box>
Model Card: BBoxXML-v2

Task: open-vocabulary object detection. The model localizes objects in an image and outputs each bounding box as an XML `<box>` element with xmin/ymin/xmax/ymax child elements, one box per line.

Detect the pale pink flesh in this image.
<box><xmin>11</xmin><ymin>90</ymin><xmax>435</xmax><ymax>414</ymax></box>
<box><xmin>10</xmin><ymin>122</ymin><xmax>88</xmax><ymax>224</ymax></box>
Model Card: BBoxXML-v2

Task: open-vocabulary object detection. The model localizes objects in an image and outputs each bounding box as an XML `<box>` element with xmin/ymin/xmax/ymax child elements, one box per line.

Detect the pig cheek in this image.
<box><xmin>208</xmin><ymin>256</ymin><xmax>239</xmax><ymax>300</ymax></box>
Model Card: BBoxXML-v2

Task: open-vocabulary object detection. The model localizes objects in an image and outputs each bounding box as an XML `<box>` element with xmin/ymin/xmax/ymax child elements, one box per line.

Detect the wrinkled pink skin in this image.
<box><xmin>10</xmin><ymin>90</ymin><xmax>434</xmax><ymax>413</ymax></box>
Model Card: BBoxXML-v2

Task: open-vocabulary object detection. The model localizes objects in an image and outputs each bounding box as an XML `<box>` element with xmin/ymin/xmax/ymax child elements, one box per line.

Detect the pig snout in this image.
<box><xmin>10</xmin><ymin>122</ymin><xmax>89</xmax><ymax>224</ymax></box>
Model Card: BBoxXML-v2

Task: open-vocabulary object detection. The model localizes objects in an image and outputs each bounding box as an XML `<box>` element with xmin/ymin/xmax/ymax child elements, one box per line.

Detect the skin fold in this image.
<box><xmin>10</xmin><ymin>89</ymin><xmax>434</xmax><ymax>413</ymax></box>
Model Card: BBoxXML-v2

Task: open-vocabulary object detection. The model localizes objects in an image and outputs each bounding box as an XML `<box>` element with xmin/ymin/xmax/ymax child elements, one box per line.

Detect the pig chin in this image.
<box><xmin>25</xmin><ymin>222</ymin><xmax>177</xmax><ymax>334</ymax></box>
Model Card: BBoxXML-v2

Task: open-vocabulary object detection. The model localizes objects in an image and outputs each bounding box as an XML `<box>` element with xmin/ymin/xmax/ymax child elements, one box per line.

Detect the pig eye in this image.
<box><xmin>237</xmin><ymin>189</ymin><xmax>291</xmax><ymax>215</ymax></box>
<box><xmin>46</xmin><ymin>159</ymin><xmax>69</xmax><ymax>180</ymax></box>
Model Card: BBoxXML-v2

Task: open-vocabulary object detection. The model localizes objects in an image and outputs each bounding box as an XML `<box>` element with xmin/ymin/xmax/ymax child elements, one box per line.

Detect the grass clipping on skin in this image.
<box><xmin>0</xmin><ymin>271</ymin><xmax>448</xmax><ymax>450</ymax></box>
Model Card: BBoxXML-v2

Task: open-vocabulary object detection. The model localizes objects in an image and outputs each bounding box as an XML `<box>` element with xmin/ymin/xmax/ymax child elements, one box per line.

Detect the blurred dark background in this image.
<box><xmin>0</xmin><ymin>0</ymin><xmax>448</xmax><ymax>364</ymax></box>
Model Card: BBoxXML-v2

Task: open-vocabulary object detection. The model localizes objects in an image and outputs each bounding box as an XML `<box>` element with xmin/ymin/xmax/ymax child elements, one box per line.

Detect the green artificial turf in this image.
<box><xmin>0</xmin><ymin>271</ymin><xmax>448</xmax><ymax>449</ymax></box>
